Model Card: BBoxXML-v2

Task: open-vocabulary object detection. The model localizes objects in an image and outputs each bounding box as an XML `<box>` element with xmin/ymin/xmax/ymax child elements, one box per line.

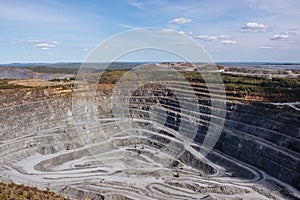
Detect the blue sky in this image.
<box><xmin>0</xmin><ymin>0</ymin><xmax>299</xmax><ymax>63</ymax></box>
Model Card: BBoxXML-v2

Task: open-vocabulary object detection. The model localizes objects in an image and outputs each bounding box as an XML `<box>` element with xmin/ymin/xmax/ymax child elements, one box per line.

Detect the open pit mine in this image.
<box><xmin>0</xmin><ymin>64</ymin><xmax>299</xmax><ymax>200</ymax></box>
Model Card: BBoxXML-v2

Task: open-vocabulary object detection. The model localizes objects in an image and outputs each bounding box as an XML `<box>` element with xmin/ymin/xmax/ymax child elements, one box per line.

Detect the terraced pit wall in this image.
<box><xmin>0</xmin><ymin>81</ymin><xmax>299</xmax><ymax>191</ymax></box>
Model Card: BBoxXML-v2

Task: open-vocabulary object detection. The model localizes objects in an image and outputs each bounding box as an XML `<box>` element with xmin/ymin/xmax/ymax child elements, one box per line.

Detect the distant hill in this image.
<box><xmin>0</xmin><ymin>62</ymin><xmax>146</xmax><ymax>80</ymax></box>
<box><xmin>28</xmin><ymin>66</ymin><xmax>79</xmax><ymax>74</ymax></box>
<box><xmin>1</xmin><ymin>62</ymin><xmax>300</xmax><ymax>70</ymax></box>
<box><xmin>0</xmin><ymin>62</ymin><xmax>82</xmax><ymax>68</ymax></box>
<box><xmin>0</xmin><ymin>62</ymin><xmax>148</xmax><ymax>70</ymax></box>
<box><xmin>0</xmin><ymin>66</ymin><xmax>75</xmax><ymax>80</ymax></box>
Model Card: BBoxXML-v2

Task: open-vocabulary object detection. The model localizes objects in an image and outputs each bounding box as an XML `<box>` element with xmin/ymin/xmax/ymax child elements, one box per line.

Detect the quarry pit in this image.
<box><xmin>0</xmin><ymin>65</ymin><xmax>299</xmax><ymax>200</ymax></box>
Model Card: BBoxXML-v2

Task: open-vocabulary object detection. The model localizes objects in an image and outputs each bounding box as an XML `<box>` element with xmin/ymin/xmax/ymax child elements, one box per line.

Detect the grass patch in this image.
<box><xmin>0</xmin><ymin>182</ymin><xmax>70</xmax><ymax>200</ymax></box>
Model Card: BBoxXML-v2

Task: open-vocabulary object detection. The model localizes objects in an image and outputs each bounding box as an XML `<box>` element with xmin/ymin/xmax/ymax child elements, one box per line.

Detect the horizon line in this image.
<box><xmin>1</xmin><ymin>61</ymin><xmax>300</xmax><ymax>65</ymax></box>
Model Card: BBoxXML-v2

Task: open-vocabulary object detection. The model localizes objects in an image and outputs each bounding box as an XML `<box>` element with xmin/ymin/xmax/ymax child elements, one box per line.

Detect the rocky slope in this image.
<box><xmin>0</xmin><ymin>74</ymin><xmax>299</xmax><ymax>199</ymax></box>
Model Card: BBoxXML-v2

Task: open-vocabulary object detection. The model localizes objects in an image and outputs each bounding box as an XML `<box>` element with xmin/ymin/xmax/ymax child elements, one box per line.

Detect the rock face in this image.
<box><xmin>216</xmin><ymin>102</ymin><xmax>300</xmax><ymax>189</ymax></box>
<box><xmin>123</xmin><ymin>82</ymin><xmax>300</xmax><ymax>190</ymax></box>
<box><xmin>0</xmin><ymin>81</ymin><xmax>299</xmax><ymax>200</ymax></box>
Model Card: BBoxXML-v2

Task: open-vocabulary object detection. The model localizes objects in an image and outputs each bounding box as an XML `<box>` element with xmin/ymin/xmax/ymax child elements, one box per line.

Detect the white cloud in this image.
<box><xmin>241</xmin><ymin>22</ymin><xmax>268</xmax><ymax>32</ymax></box>
<box><xmin>177</xmin><ymin>30</ymin><xmax>193</xmax><ymax>36</ymax></box>
<box><xmin>221</xmin><ymin>40</ymin><xmax>237</xmax><ymax>45</ymax></box>
<box><xmin>196</xmin><ymin>35</ymin><xmax>236</xmax><ymax>45</ymax></box>
<box><xmin>157</xmin><ymin>29</ymin><xmax>191</xmax><ymax>36</ymax></box>
<box><xmin>36</xmin><ymin>43</ymin><xmax>56</xmax><ymax>48</ymax></box>
<box><xmin>158</xmin><ymin>28</ymin><xmax>175</xmax><ymax>34</ymax></box>
<box><xmin>260</xmin><ymin>46</ymin><xmax>272</xmax><ymax>49</ymax></box>
<box><xmin>269</xmin><ymin>30</ymin><xmax>298</xmax><ymax>42</ymax></box>
<box><xmin>34</xmin><ymin>41</ymin><xmax>58</xmax><ymax>50</ymax></box>
<box><xmin>129</xmin><ymin>1</ymin><xmax>147</xmax><ymax>10</ymax></box>
<box><xmin>17</xmin><ymin>39</ymin><xmax>58</xmax><ymax>50</ymax></box>
<box><xmin>24</xmin><ymin>39</ymin><xmax>40</xmax><ymax>43</ymax></box>
<box><xmin>41</xmin><ymin>47</ymin><xmax>51</xmax><ymax>50</ymax></box>
<box><xmin>269</xmin><ymin>33</ymin><xmax>289</xmax><ymax>41</ymax></box>
<box><xmin>197</xmin><ymin>35</ymin><xmax>218</xmax><ymax>41</ymax></box>
<box><xmin>169</xmin><ymin>17</ymin><xmax>192</xmax><ymax>24</ymax></box>
<box><xmin>218</xmin><ymin>35</ymin><xmax>230</xmax><ymax>39</ymax></box>
<box><xmin>17</xmin><ymin>39</ymin><xmax>40</xmax><ymax>44</ymax></box>
<box><xmin>84</xmin><ymin>48</ymin><xmax>89</xmax><ymax>51</ymax></box>
<box><xmin>118</xmin><ymin>24</ymin><xmax>135</xmax><ymax>29</ymax></box>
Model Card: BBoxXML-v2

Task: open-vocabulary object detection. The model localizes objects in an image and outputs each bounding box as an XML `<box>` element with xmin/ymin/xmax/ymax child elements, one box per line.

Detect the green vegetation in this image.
<box><xmin>0</xmin><ymin>182</ymin><xmax>70</xmax><ymax>200</ymax></box>
<box><xmin>98</xmin><ymin>70</ymin><xmax>127</xmax><ymax>84</ymax></box>
<box><xmin>0</xmin><ymin>79</ymin><xmax>32</xmax><ymax>89</ymax></box>
<box><xmin>96</xmin><ymin>70</ymin><xmax>300</xmax><ymax>102</ymax></box>
<box><xmin>222</xmin><ymin>74</ymin><xmax>299</xmax><ymax>87</ymax></box>
<box><xmin>181</xmin><ymin>71</ymin><xmax>206</xmax><ymax>83</ymax></box>
<box><xmin>221</xmin><ymin>74</ymin><xmax>300</xmax><ymax>101</ymax></box>
<box><xmin>1</xmin><ymin>67</ymin><xmax>299</xmax><ymax>102</ymax></box>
